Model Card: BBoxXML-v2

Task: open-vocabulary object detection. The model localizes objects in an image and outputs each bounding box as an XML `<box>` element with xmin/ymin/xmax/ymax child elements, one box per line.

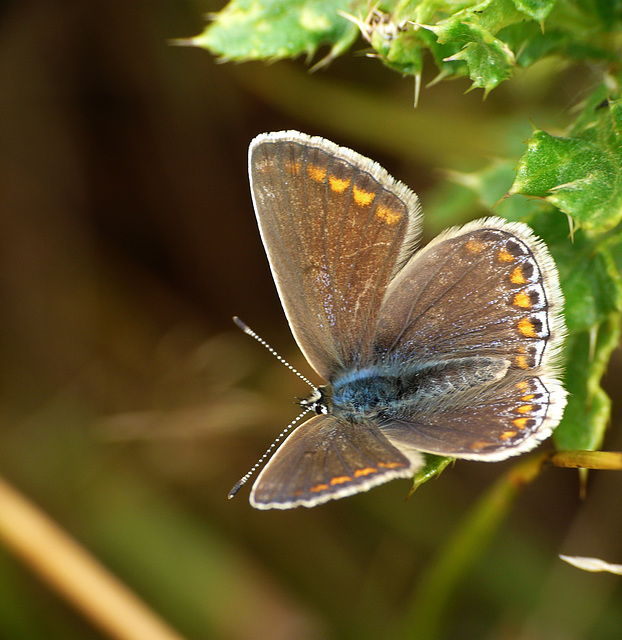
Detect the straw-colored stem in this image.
<box><xmin>0</xmin><ymin>475</ymin><xmax>187</xmax><ymax>640</ymax></box>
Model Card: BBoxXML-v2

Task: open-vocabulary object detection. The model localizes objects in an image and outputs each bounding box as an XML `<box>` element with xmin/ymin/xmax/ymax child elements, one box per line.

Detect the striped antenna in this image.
<box><xmin>233</xmin><ymin>316</ymin><xmax>315</xmax><ymax>389</ymax></box>
<box><xmin>228</xmin><ymin>408</ymin><xmax>312</xmax><ymax>499</ymax></box>
<box><xmin>229</xmin><ymin>316</ymin><xmax>318</xmax><ymax>499</ymax></box>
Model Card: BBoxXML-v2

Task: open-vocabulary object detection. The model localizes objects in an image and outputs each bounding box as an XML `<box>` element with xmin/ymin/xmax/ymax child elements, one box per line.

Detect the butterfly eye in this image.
<box><xmin>300</xmin><ymin>387</ymin><xmax>329</xmax><ymax>415</ymax></box>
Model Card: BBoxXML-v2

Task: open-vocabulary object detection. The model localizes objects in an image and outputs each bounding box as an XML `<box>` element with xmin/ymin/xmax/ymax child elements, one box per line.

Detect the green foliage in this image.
<box><xmin>442</xmin><ymin>83</ymin><xmax>622</xmax><ymax>454</ymax></box>
<box><xmin>192</xmin><ymin>0</ymin><xmax>358</xmax><ymax>62</ymax></box>
<box><xmin>533</xmin><ymin>216</ymin><xmax>622</xmax><ymax>451</ymax></box>
<box><xmin>512</xmin><ymin>95</ymin><xmax>622</xmax><ymax>232</ymax></box>
<box><xmin>196</xmin><ymin>0</ymin><xmax>620</xmax><ymax>93</ymax></box>
<box><xmin>507</xmin><ymin>88</ymin><xmax>622</xmax><ymax>450</ymax></box>
<box><xmin>412</xmin><ymin>454</ymin><xmax>454</xmax><ymax>490</ymax></box>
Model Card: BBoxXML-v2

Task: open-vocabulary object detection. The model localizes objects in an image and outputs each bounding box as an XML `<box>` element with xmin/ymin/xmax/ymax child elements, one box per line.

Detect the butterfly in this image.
<box><xmin>239</xmin><ymin>131</ymin><xmax>566</xmax><ymax>509</ymax></box>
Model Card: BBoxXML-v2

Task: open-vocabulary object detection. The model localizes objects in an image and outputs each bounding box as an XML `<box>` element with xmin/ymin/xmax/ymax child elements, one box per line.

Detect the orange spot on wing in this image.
<box><xmin>330</xmin><ymin>475</ymin><xmax>352</xmax><ymax>486</ymax></box>
<box><xmin>518</xmin><ymin>317</ymin><xmax>537</xmax><ymax>338</ymax></box>
<box><xmin>329</xmin><ymin>175</ymin><xmax>350</xmax><ymax>193</ymax></box>
<box><xmin>513</xmin><ymin>417</ymin><xmax>529</xmax><ymax>429</ymax></box>
<box><xmin>375</xmin><ymin>205</ymin><xmax>402</xmax><ymax>225</ymax></box>
<box><xmin>515</xmin><ymin>355</ymin><xmax>529</xmax><ymax>370</ymax></box>
<box><xmin>521</xmin><ymin>394</ymin><xmax>535</xmax><ymax>401</ymax></box>
<box><xmin>354</xmin><ymin>467</ymin><xmax>377</xmax><ymax>478</ymax></box>
<box><xmin>517</xmin><ymin>404</ymin><xmax>533</xmax><ymax>414</ymax></box>
<box><xmin>352</xmin><ymin>186</ymin><xmax>375</xmax><ymax>206</ymax></box>
<box><xmin>310</xmin><ymin>483</ymin><xmax>329</xmax><ymax>493</ymax></box>
<box><xmin>500</xmin><ymin>430</ymin><xmax>517</xmax><ymax>441</ymax></box>
<box><xmin>307</xmin><ymin>164</ymin><xmax>326</xmax><ymax>182</ymax></box>
<box><xmin>498</xmin><ymin>247</ymin><xmax>516</xmax><ymax>263</ymax></box>
<box><xmin>510</xmin><ymin>265</ymin><xmax>527</xmax><ymax>284</ymax></box>
<box><xmin>514</xmin><ymin>291</ymin><xmax>532</xmax><ymax>308</ymax></box>
<box><xmin>378</xmin><ymin>461</ymin><xmax>405</xmax><ymax>469</ymax></box>
<box><xmin>466</xmin><ymin>239</ymin><xmax>485</xmax><ymax>254</ymax></box>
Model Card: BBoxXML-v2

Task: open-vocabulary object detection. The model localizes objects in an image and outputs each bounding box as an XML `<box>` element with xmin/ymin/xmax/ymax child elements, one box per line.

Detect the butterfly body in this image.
<box><xmin>321</xmin><ymin>356</ymin><xmax>504</xmax><ymax>418</ymax></box>
<box><xmin>243</xmin><ymin>131</ymin><xmax>567</xmax><ymax>510</ymax></box>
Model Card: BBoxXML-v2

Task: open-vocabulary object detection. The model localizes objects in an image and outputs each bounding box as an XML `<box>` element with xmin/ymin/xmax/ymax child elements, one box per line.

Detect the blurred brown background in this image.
<box><xmin>0</xmin><ymin>1</ymin><xmax>621</xmax><ymax>639</ymax></box>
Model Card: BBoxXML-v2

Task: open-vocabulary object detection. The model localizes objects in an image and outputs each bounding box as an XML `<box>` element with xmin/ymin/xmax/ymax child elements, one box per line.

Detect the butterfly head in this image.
<box><xmin>299</xmin><ymin>386</ymin><xmax>331</xmax><ymax>415</ymax></box>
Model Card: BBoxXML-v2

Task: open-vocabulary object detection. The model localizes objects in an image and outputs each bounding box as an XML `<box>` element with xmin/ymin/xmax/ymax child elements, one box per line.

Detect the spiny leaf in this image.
<box><xmin>443</xmin><ymin>85</ymin><xmax>622</xmax><ymax>453</ymax></box>
<box><xmin>510</xmin><ymin>108</ymin><xmax>622</xmax><ymax>233</ymax></box>
<box><xmin>528</xmin><ymin>215</ymin><xmax>622</xmax><ymax>451</ymax></box>
<box><xmin>191</xmin><ymin>0</ymin><xmax>621</xmax><ymax>95</ymax></box>
<box><xmin>191</xmin><ymin>0</ymin><xmax>358</xmax><ymax>62</ymax></box>
<box><xmin>411</xmin><ymin>455</ymin><xmax>454</xmax><ymax>492</ymax></box>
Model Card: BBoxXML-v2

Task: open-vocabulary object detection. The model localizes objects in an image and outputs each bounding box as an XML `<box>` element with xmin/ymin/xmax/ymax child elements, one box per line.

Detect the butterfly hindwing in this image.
<box><xmin>379</xmin><ymin>369</ymin><xmax>565</xmax><ymax>460</ymax></box>
<box><xmin>371</xmin><ymin>218</ymin><xmax>566</xmax><ymax>460</ymax></box>
<box><xmin>375</xmin><ymin>218</ymin><xmax>565</xmax><ymax>371</ymax></box>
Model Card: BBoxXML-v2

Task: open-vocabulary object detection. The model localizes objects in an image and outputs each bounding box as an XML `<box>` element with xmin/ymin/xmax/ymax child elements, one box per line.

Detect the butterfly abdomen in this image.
<box><xmin>331</xmin><ymin>357</ymin><xmax>510</xmax><ymax>420</ymax></box>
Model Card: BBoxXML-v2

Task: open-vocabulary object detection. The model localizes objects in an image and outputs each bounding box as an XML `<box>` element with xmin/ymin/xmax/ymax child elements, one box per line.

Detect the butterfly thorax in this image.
<box><xmin>314</xmin><ymin>357</ymin><xmax>511</xmax><ymax>421</ymax></box>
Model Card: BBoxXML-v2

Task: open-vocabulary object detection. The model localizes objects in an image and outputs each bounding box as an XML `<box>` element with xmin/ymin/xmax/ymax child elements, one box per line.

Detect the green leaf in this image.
<box><xmin>527</xmin><ymin>214</ymin><xmax>622</xmax><ymax>451</ymax></box>
<box><xmin>559</xmin><ymin>322</ymin><xmax>618</xmax><ymax>450</ymax></box>
<box><xmin>438</xmin><ymin>90</ymin><xmax>622</xmax><ymax>452</ymax></box>
<box><xmin>439</xmin><ymin>23</ymin><xmax>516</xmax><ymax>94</ymax></box>
<box><xmin>514</xmin><ymin>0</ymin><xmax>556</xmax><ymax>23</ymax></box>
<box><xmin>423</xmin><ymin>0</ymin><xmax>525</xmax><ymax>93</ymax></box>
<box><xmin>501</xmin><ymin>21</ymin><xmax>613</xmax><ymax>69</ymax></box>
<box><xmin>369</xmin><ymin>25</ymin><xmax>425</xmax><ymax>76</ymax></box>
<box><xmin>191</xmin><ymin>0</ymin><xmax>622</xmax><ymax>95</ymax></box>
<box><xmin>411</xmin><ymin>455</ymin><xmax>454</xmax><ymax>490</ymax></box>
<box><xmin>510</xmin><ymin>97</ymin><xmax>622</xmax><ymax>232</ymax></box>
<box><xmin>192</xmin><ymin>0</ymin><xmax>358</xmax><ymax>62</ymax></box>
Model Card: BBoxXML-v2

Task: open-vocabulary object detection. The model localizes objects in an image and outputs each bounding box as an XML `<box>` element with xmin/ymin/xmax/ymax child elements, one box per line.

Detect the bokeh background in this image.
<box><xmin>0</xmin><ymin>2</ymin><xmax>621</xmax><ymax>639</ymax></box>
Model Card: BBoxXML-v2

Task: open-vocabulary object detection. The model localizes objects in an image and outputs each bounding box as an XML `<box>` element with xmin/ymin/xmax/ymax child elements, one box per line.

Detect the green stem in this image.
<box><xmin>395</xmin><ymin>453</ymin><xmax>547</xmax><ymax>640</ymax></box>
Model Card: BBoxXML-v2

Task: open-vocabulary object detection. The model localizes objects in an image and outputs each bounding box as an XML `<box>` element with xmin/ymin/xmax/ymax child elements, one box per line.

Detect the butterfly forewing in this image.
<box><xmin>250</xmin><ymin>415</ymin><xmax>421</xmax><ymax>509</ymax></box>
<box><xmin>249</xmin><ymin>132</ymin><xmax>422</xmax><ymax>380</ymax></box>
<box><xmin>375</xmin><ymin>220</ymin><xmax>564</xmax><ymax>367</ymax></box>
